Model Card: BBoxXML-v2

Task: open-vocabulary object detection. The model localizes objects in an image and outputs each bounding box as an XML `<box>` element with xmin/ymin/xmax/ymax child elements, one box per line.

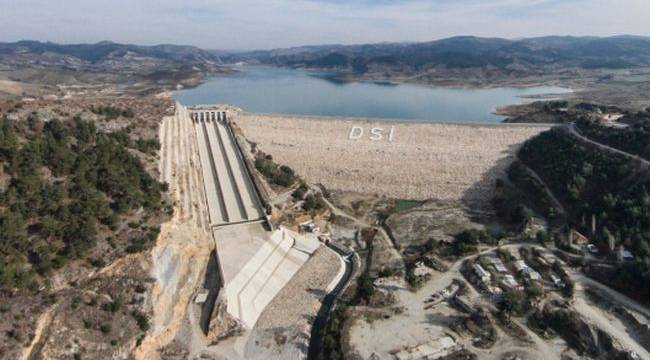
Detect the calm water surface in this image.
<box><xmin>174</xmin><ymin>66</ymin><xmax>571</xmax><ymax>123</ymax></box>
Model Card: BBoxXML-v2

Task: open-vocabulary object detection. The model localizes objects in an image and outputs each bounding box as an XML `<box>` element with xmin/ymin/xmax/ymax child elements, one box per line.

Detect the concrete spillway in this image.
<box><xmin>224</xmin><ymin>227</ymin><xmax>319</xmax><ymax>328</ymax></box>
<box><xmin>187</xmin><ymin>107</ymin><xmax>323</xmax><ymax>330</ymax></box>
<box><xmin>192</xmin><ymin>114</ymin><xmax>264</xmax><ymax>227</ymax></box>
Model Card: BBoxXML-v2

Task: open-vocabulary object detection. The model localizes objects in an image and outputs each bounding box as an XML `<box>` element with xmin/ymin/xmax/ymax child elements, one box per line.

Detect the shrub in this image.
<box><xmin>356</xmin><ymin>273</ymin><xmax>375</xmax><ymax>304</ymax></box>
<box><xmin>132</xmin><ymin>310</ymin><xmax>150</xmax><ymax>331</ymax></box>
<box><xmin>102</xmin><ymin>297</ymin><xmax>122</xmax><ymax>313</ymax></box>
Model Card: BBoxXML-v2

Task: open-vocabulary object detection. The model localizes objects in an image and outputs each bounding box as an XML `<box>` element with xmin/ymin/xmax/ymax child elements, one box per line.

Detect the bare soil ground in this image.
<box><xmin>235</xmin><ymin>114</ymin><xmax>549</xmax><ymax>209</ymax></box>
<box><xmin>386</xmin><ymin>199</ymin><xmax>490</xmax><ymax>250</ymax></box>
<box><xmin>136</xmin><ymin>103</ymin><xmax>215</xmax><ymax>359</ymax></box>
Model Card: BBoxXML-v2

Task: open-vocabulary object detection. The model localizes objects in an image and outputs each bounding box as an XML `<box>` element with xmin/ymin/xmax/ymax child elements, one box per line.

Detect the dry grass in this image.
<box><xmin>235</xmin><ymin>114</ymin><xmax>550</xmax><ymax>207</ymax></box>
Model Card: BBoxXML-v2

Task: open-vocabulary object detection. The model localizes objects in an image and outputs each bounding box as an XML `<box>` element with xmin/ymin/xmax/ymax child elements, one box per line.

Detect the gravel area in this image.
<box><xmin>235</xmin><ymin>114</ymin><xmax>550</xmax><ymax>208</ymax></box>
<box><xmin>244</xmin><ymin>246</ymin><xmax>340</xmax><ymax>359</ymax></box>
<box><xmin>254</xmin><ymin>246</ymin><xmax>340</xmax><ymax>329</ymax></box>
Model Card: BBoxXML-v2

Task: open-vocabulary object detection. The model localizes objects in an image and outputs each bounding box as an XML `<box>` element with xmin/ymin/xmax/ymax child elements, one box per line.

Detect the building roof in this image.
<box><xmin>493</xmin><ymin>263</ymin><xmax>508</xmax><ymax>273</ymax></box>
<box><xmin>473</xmin><ymin>264</ymin><xmax>491</xmax><ymax>279</ymax></box>
<box><xmin>195</xmin><ymin>290</ymin><xmax>209</xmax><ymax>304</ymax></box>
<box><xmin>488</xmin><ymin>257</ymin><xmax>508</xmax><ymax>272</ymax></box>
<box><xmin>501</xmin><ymin>275</ymin><xmax>520</xmax><ymax>289</ymax></box>
<box><xmin>514</xmin><ymin>260</ymin><xmax>528</xmax><ymax>271</ymax></box>
<box><xmin>395</xmin><ymin>337</ymin><xmax>457</xmax><ymax>360</ymax></box>
<box><xmin>523</xmin><ymin>267</ymin><xmax>541</xmax><ymax>280</ymax></box>
<box><xmin>571</xmin><ymin>229</ymin><xmax>589</xmax><ymax>244</ymax></box>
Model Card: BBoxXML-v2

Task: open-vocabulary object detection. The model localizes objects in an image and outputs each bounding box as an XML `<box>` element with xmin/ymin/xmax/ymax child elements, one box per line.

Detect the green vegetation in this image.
<box><xmin>518</xmin><ymin>128</ymin><xmax>650</xmax><ymax>300</ymax></box>
<box><xmin>131</xmin><ymin>310</ymin><xmax>150</xmax><ymax>332</ymax></box>
<box><xmin>536</xmin><ymin>230</ymin><xmax>550</xmax><ymax>245</ymax></box>
<box><xmin>90</xmin><ymin>105</ymin><xmax>135</xmax><ymax>120</ymax></box>
<box><xmin>321</xmin><ymin>303</ymin><xmax>348</xmax><ymax>360</ymax></box>
<box><xmin>302</xmin><ymin>193</ymin><xmax>326</xmax><ymax>212</ymax></box>
<box><xmin>392</xmin><ymin>199</ymin><xmax>421</xmax><ymax>213</ymax></box>
<box><xmin>498</xmin><ymin>290</ymin><xmax>527</xmax><ymax>317</ymax></box>
<box><xmin>355</xmin><ymin>272</ymin><xmax>375</xmax><ymax>304</ymax></box>
<box><xmin>511</xmin><ymin>205</ymin><xmax>534</xmax><ymax>229</ymax></box>
<box><xmin>254</xmin><ymin>152</ymin><xmax>297</xmax><ymax>187</ymax></box>
<box><xmin>291</xmin><ymin>181</ymin><xmax>308</xmax><ymax>200</ymax></box>
<box><xmin>107</xmin><ymin>128</ymin><xmax>161</xmax><ymax>155</ymax></box>
<box><xmin>100</xmin><ymin>323</ymin><xmax>112</xmax><ymax>334</ymax></box>
<box><xmin>0</xmin><ymin>115</ymin><xmax>165</xmax><ymax>290</ymax></box>
<box><xmin>451</xmin><ymin>229</ymin><xmax>495</xmax><ymax>256</ymax></box>
<box><xmin>577</xmin><ymin>117</ymin><xmax>650</xmax><ymax>161</ymax></box>
<box><xmin>102</xmin><ymin>298</ymin><xmax>122</xmax><ymax>313</ymax></box>
<box><xmin>320</xmin><ymin>270</ymin><xmax>379</xmax><ymax>360</ymax></box>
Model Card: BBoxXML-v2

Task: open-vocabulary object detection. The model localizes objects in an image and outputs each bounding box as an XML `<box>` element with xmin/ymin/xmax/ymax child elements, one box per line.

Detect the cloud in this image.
<box><xmin>0</xmin><ymin>0</ymin><xmax>648</xmax><ymax>49</ymax></box>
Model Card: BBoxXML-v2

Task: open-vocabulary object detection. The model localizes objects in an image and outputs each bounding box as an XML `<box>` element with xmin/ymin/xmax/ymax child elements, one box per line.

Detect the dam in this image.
<box><xmin>162</xmin><ymin>105</ymin><xmax>324</xmax><ymax>330</ymax></box>
<box><xmin>157</xmin><ymin>102</ymin><xmax>551</xmax><ymax>357</ymax></box>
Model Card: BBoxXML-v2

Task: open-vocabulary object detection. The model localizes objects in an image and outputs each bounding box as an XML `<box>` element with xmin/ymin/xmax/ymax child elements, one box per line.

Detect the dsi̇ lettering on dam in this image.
<box><xmin>348</xmin><ymin>126</ymin><xmax>395</xmax><ymax>142</ymax></box>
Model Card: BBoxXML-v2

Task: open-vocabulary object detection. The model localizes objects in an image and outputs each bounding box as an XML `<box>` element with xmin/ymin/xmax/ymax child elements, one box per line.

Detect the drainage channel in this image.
<box><xmin>307</xmin><ymin>243</ymin><xmax>357</xmax><ymax>359</ymax></box>
<box><xmin>199</xmin><ymin>250</ymin><xmax>223</xmax><ymax>334</ymax></box>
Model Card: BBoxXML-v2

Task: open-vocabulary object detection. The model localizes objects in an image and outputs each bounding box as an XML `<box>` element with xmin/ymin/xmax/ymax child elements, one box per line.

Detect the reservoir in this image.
<box><xmin>174</xmin><ymin>66</ymin><xmax>570</xmax><ymax>123</ymax></box>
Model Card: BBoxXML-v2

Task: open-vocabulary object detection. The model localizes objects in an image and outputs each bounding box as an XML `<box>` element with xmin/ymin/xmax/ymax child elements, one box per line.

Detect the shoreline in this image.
<box><xmin>237</xmin><ymin>111</ymin><xmax>559</xmax><ymax>127</ymax></box>
<box><xmin>235</xmin><ymin>63</ymin><xmax>580</xmax><ymax>91</ymax></box>
<box><xmin>176</xmin><ymin>64</ymin><xmax>574</xmax><ymax>125</ymax></box>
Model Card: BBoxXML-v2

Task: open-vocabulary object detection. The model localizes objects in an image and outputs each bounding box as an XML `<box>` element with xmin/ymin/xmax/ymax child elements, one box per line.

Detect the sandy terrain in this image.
<box><xmin>235</xmin><ymin>114</ymin><xmax>550</xmax><ymax>207</ymax></box>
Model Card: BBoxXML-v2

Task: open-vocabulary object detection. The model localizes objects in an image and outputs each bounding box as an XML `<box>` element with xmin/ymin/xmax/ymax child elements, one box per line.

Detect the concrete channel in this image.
<box><xmin>191</xmin><ymin>110</ymin><xmax>264</xmax><ymax>227</ymax></box>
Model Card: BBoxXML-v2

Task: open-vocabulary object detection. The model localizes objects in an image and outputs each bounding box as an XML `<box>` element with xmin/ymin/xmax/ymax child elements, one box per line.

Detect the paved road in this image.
<box><xmin>566</xmin><ymin>123</ymin><xmax>650</xmax><ymax>168</ymax></box>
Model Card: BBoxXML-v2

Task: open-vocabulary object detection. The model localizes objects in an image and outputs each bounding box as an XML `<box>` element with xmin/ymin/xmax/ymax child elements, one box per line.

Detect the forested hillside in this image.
<box><xmin>576</xmin><ymin>115</ymin><xmax>650</xmax><ymax>161</ymax></box>
<box><xmin>0</xmin><ymin>109</ymin><xmax>167</xmax><ymax>290</ymax></box>
<box><xmin>517</xmin><ymin>128</ymin><xmax>650</xmax><ymax>299</ymax></box>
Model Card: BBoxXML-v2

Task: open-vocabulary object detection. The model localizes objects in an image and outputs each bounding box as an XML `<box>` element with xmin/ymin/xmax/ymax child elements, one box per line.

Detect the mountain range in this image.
<box><xmin>226</xmin><ymin>35</ymin><xmax>650</xmax><ymax>72</ymax></box>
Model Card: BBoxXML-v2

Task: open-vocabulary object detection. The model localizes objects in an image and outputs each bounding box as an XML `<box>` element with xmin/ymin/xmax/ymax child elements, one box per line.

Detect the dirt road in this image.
<box><xmin>568</xmin><ymin>123</ymin><xmax>650</xmax><ymax>168</ymax></box>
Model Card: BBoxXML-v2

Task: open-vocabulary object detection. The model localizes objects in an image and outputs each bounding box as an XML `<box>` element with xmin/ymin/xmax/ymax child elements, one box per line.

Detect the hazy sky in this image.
<box><xmin>0</xmin><ymin>0</ymin><xmax>648</xmax><ymax>50</ymax></box>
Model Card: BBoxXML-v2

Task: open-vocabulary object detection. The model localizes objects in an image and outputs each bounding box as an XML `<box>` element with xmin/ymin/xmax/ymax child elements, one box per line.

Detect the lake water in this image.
<box><xmin>174</xmin><ymin>66</ymin><xmax>571</xmax><ymax>123</ymax></box>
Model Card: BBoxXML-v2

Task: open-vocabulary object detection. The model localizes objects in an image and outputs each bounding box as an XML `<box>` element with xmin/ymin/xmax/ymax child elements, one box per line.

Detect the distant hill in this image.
<box><xmin>0</xmin><ymin>41</ymin><xmax>226</xmax><ymax>90</ymax></box>
<box><xmin>227</xmin><ymin>35</ymin><xmax>650</xmax><ymax>72</ymax></box>
<box><xmin>0</xmin><ymin>40</ymin><xmax>221</xmax><ymax>64</ymax></box>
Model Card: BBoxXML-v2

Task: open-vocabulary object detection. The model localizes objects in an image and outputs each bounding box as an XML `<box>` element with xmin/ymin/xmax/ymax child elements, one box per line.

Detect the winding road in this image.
<box><xmin>567</xmin><ymin>122</ymin><xmax>650</xmax><ymax>168</ymax></box>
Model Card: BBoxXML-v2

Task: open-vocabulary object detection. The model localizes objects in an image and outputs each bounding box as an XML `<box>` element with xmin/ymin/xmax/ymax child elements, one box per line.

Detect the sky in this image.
<box><xmin>0</xmin><ymin>0</ymin><xmax>649</xmax><ymax>50</ymax></box>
